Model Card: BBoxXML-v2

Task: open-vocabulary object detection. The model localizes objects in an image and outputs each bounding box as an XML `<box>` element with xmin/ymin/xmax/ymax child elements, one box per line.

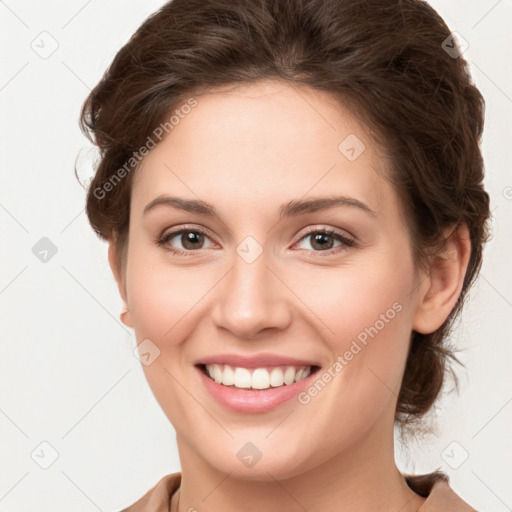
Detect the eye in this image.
<box><xmin>156</xmin><ymin>226</ymin><xmax>215</xmax><ymax>255</ymax></box>
<box><xmin>293</xmin><ymin>227</ymin><xmax>355</xmax><ymax>254</ymax></box>
<box><xmin>156</xmin><ymin>225</ymin><xmax>356</xmax><ymax>256</ymax></box>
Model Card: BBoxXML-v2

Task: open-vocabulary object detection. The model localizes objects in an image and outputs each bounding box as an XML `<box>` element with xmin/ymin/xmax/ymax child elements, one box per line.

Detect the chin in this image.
<box><xmin>190</xmin><ymin>432</ymin><xmax>322</xmax><ymax>482</ymax></box>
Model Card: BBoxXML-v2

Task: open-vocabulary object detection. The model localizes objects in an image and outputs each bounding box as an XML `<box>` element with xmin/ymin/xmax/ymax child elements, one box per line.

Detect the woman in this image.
<box><xmin>80</xmin><ymin>0</ymin><xmax>490</xmax><ymax>510</ymax></box>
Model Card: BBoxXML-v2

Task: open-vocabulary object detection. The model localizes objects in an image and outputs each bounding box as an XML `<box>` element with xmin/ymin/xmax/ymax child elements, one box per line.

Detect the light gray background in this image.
<box><xmin>1</xmin><ymin>1</ymin><xmax>511</xmax><ymax>510</ymax></box>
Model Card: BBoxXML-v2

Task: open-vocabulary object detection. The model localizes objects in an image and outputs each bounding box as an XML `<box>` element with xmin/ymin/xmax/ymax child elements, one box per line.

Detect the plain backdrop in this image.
<box><xmin>1</xmin><ymin>1</ymin><xmax>511</xmax><ymax>510</ymax></box>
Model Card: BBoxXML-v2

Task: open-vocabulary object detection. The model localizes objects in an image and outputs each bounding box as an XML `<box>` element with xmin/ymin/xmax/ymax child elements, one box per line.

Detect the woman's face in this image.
<box><xmin>119</xmin><ymin>81</ymin><xmax>426</xmax><ymax>480</ymax></box>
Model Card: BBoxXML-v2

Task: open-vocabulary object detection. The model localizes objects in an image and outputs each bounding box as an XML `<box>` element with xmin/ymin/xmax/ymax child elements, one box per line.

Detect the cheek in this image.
<box><xmin>290</xmin><ymin>271</ymin><xmax>414</xmax><ymax>452</ymax></box>
<box><xmin>125</xmin><ymin>246</ymin><xmax>212</xmax><ymax>344</ymax></box>
<box><xmin>290</xmin><ymin>258</ymin><xmax>414</xmax><ymax>347</ymax></box>
<box><xmin>292</xmin><ymin>258</ymin><xmax>415</xmax><ymax>407</ymax></box>
<box><xmin>124</xmin><ymin>249</ymin><xmax>212</xmax><ymax>425</ymax></box>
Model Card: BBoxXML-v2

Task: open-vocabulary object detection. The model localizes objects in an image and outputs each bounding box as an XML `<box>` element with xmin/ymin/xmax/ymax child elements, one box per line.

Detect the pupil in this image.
<box><xmin>183</xmin><ymin>231</ymin><xmax>203</xmax><ymax>249</ymax></box>
<box><xmin>313</xmin><ymin>233</ymin><xmax>333</xmax><ymax>250</ymax></box>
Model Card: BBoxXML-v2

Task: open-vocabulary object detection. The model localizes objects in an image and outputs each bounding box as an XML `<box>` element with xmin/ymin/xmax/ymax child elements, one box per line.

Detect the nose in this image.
<box><xmin>211</xmin><ymin>250</ymin><xmax>293</xmax><ymax>340</ymax></box>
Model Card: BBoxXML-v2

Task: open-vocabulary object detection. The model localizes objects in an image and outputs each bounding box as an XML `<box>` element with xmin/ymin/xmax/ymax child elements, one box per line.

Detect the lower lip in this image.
<box><xmin>197</xmin><ymin>366</ymin><xmax>316</xmax><ymax>413</ymax></box>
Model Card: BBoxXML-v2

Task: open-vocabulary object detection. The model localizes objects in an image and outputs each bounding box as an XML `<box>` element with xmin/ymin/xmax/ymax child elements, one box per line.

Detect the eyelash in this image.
<box><xmin>156</xmin><ymin>224</ymin><xmax>356</xmax><ymax>257</ymax></box>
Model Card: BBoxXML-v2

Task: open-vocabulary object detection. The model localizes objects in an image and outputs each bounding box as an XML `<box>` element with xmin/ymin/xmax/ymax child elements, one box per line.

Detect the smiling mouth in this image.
<box><xmin>197</xmin><ymin>363</ymin><xmax>320</xmax><ymax>391</ymax></box>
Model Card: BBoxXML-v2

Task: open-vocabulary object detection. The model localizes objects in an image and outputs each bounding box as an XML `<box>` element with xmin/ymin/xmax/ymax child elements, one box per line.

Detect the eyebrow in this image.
<box><xmin>143</xmin><ymin>195</ymin><xmax>377</xmax><ymax>219</ymax></box>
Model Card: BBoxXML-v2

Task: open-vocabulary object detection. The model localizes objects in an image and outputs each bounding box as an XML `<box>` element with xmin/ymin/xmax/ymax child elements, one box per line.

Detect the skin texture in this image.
<box><xmin>109</xmin><ymin>80</ymin><xmax>470</xmax><ymax>512</ymax></box>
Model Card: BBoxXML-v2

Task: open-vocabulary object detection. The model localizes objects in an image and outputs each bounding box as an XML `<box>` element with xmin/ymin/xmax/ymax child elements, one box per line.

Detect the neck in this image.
<box><xmin>174</xmin><ymin>419</ymin><xmax>425</xmax><ymax>512</ymax></box>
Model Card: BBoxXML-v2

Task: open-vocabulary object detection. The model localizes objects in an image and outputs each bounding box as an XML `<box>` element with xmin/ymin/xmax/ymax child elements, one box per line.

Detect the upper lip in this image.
<box><xmin>196</xmin><ymin>353</ymin><xmax>319</xmax><ymax>369</ymax></box>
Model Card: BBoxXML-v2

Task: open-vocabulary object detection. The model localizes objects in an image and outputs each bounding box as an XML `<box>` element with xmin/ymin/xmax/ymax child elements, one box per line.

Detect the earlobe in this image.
<box><xmin>119</xmin><ymin>303</ymin><xmax>133</xmax><ymax>328</ymax></box>
<box><xmin>412</xmin><ymin>224</ymin><xmax>471</xmax><ymax>334</ymax></box>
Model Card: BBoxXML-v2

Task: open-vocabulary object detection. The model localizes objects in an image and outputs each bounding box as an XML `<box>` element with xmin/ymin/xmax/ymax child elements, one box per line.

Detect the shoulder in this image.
<box><xmin>119</xmin><ymin>472</ymin><xmax>181</xmax><ymax>512</ymax></box>
<box><xmin>405</xmin><ymin>471</ymin><xmax>479</xmax><ymax>511</ymax></box>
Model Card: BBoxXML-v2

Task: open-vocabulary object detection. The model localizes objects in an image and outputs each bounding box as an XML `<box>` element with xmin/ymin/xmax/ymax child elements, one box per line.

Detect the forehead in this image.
<box><xmin>131</xmin><ymin>80</ymin><xmax>393</xmax><ymax>218</ymax></box>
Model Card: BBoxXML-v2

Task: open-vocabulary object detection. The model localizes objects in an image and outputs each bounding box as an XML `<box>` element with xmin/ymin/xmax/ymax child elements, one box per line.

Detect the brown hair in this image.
<box><xmin>79</xmin><ymin>0</ymin><xmax>491</xmax><ymax>426</ymax></box>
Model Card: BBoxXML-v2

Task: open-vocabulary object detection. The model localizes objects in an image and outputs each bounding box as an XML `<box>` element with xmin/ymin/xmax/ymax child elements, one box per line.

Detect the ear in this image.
<box><xmin>108</xmin><ymin>240</ymin><xmax>133</xmax><ymax>328</ymax></box>
<box><xmin>412</xmin><ymin>223</ymin><xmax>471</xmax><ymax>334</ymax></box>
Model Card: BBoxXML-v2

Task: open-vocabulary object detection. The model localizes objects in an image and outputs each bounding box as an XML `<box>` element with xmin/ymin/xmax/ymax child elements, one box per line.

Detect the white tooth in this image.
<box><xmin>234</xmin><ymin>367</ymin><xmax>252</xmax><ymax>388</ymax></box>
<box><xmin>222</xmin><ymin>364</ymin><xmax>235</xmax><ymax>386</ymax></box>
<box><xmin>252</xmin><ymin>368</ymin><xmax>271</xmax><ymax>390</ymax></box>
<box><xmin>283</xmin><ymin>366</ymin><xmax>296</xmax><ymax>385</ymax></box>
<box><xmin>269</xmin><ymin>367</ymin><xmax>284</xmax><ymax>387</ymax></box>
<box><xmin>213</xmin><ymin>364</ymin><xmax>223</xmax><ymax>383</ymax></box>
<box><xmin>206</xmin><ymin>363</ymin><xmax>312</xmax><ymax>388</ymax></box>
<box><xmin>206</xmin><ymin>365</ymin><xmax>215</xmax><ymax>379</ymax></box>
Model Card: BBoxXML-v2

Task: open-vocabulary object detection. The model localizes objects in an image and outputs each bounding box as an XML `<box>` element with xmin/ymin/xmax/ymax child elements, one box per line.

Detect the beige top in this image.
<box><xmin>120</xmin><ymin>471</ymin><xmax>478</xmax><ymax>511</ymax></box>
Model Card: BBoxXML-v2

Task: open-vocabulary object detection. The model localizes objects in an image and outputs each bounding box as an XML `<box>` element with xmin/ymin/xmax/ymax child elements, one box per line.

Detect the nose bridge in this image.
<box><xmin>212</xmin><ymin>243</ymin><xmax>291</xmax><ymax>338</ymax></box>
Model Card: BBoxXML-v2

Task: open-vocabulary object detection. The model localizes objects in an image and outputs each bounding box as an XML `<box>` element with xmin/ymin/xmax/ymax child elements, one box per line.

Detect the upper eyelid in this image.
<box><xmin>162</xmin><ymin>225</ymin><xmax>218</xmax><ymax>244</ymax></box>
<box><xmin>294</xmin><ymin>225</ymin><xmax>354</xmax><ymax>241</ymax></box>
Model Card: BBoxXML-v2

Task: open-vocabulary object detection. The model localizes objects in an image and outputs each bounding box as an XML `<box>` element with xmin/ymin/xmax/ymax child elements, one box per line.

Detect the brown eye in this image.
<box><xmin>157</xmin><ymin>228</ymin><xmax>214</xmax><ymax>255</ymax></box>
<box><xmin>179</xmin><ymin>231</ymin><xmax>206</xmax><ymax>250</ymax></box>
<box><xmin>309</xmin><ymin>232</ymin><xmax>336</xmax><ymax>251</ymax></box>
<box><xmin>295</xmin><ymin>228</ymin><xmax>355</xmax><ymax>254</ymax></box>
